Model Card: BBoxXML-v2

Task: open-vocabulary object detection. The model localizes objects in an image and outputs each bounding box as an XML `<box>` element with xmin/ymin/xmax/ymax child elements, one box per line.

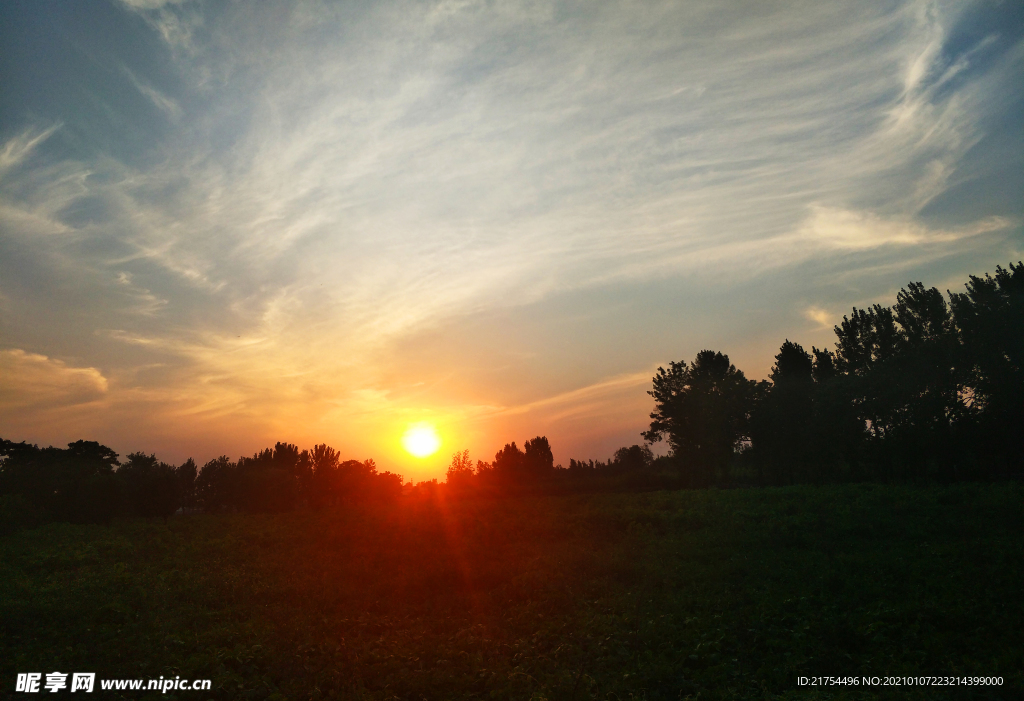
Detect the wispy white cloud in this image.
<box><xmin>117</xmin><ymin>0</ymin><xmax>202</xmax><ymax>55</ymax></box>
<box><xmin>494</xmin><ymin>371</ymin><xmax>653</xmax><ymax>423</ymax></box>
<box><xmin>117</xmin><ymin>0</ymin><xmax>189</xmax><ymax>9</ymax></box>
<box><xmin>121</xmin><ymin>66</ymin><xmax>183</xmax><ymax>120</ymax></box>
<box><xmin>0</xmin><ymin>123</ymin><xmax>61</xmax><ymax>180</ymax></box>
<box><xmin>791</xmin><ymin>206</ymin><xmax>1011</xmax><ymax>252</ymax></box>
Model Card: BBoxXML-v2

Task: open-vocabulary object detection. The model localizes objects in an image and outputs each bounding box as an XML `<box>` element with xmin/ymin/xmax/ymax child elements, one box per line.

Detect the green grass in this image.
<box><xmin>2</xmin><ymin>483</ymin><xmax>1021</xmax><ymax>699</ymax></box>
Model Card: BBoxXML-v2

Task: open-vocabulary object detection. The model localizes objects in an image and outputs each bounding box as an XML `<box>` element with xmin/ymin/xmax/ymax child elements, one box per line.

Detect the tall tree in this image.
<box><xmin>749</xmin><ymin>341</ymin><xmax>815</xmax><ymax>484</ymax></box>
<box><xmin>119</xmin><ymin>452</ymin><xmax>180</xmax><ymax>518</ymax></box>
<box><xmin>523</xmin><ymin>436</ymin><xmax>555</xmax><ymax>477</ymax></box>
<box><xmin>643</xmin><ymin>350</ymin><xmax>758</xmax><ymax>486</ymax></box>
<box><xmin>446</xmin><ymin>449</ymin><xmax>475</xmax><ymax>492</ymax></box>
<box><xmin>176</xmin><ymin>458</ymin><xmax>198</xmax><ymax>510</ymax></box>
<box><xmin>949</xmin><ymin>262</ymin><xmax>1024</xmax><ymax>473</ymax></box>
<box><xmin>834</xmin><ymin>283</ymin><xmax>966</xmax><ymax>478</ymax></box>
<box><xmin>235</xmin><ymin>442</ymin><xmax>304</xmax><ymax>512</ymax></box>
<box><xmin>195</xmin><ymin>456</ymin><xmax>237</xmax><ymax>512</ymax></box>
<box><xmin>493</xmin><ymin>442</ymin><xmax>525</xmax><ymax>475</ymax></box>
<box><xmin>0</xmin><ymin>440</ymin><xmax>123</xmax><ymax>523</ymax></box>
<box><xmin>309</xmin><ymin>443</ymin><xmax>341</xmax><ymax>508</ymax></box>
<box><xmin>808</xmin><ymin>346</ymin><xmax>864</xmax><ymax>479</ymax></box>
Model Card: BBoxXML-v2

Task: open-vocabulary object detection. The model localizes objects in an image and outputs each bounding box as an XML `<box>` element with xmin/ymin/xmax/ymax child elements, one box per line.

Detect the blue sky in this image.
<box><xmin>1</xmin><ymin>0</ymin><xmax>1021</xmax><ymax>478</ymax></box>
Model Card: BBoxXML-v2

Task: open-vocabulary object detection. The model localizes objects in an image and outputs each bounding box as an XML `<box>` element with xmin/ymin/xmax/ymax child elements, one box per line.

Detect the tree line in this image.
<box><xmin>0</xmin><ymin>432</ymin><xmax>665</xmax><ymax>531</ymax></box>
<box><xmin>2</xmin><ymin>261</ymin><xmax>1020</xmax><ymax>529</ymax></box>
<box><xmin>430</xmin><ymin>439</ymin><xmax>677</xmax><ymax>497</ymax></box>
<box><xmin>644</xmin><ymin>261</ymin><xmax>1023</xmax><ymax>485</ymax></box>
<box><xmin>0</xmin><ymin>440</ymin><xmax>402</xmax><ymax>529</ymax></box>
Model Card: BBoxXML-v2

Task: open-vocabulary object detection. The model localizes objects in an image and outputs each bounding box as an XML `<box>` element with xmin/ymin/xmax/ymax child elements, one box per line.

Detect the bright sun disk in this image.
<box><xmin>401</xmin><ymin>424</ymin><xmax>441</xmax><ymax>458</ymax></box>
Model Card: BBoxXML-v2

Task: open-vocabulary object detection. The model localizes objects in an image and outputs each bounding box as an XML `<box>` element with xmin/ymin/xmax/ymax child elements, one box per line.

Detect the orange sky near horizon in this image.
<box><xmin>0</xmin><ymin>344</ymin><xmax>673</xmax><ymax>482</ymax></box>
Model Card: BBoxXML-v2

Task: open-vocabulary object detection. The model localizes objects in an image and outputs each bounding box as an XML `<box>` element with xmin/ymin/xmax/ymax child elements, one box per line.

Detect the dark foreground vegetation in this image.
<box><xmin>2</xmin><ymin>484</ymin><xmax>1020</xmax><ymax>700</ymax></box>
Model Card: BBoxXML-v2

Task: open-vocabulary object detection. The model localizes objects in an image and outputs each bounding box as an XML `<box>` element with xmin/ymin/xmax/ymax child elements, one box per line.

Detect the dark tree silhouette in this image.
<box><xmin>66</xmin><ymin>440</ymin><xmax>120</xmax><ymax>471</ymax></box>
<box><xmin>119</xmin><ymin>452</ymin><xmax>180</xmax><ymax>518</ymax></box>
<box><xmin>749</xmin><ymin>341</ymin><xmax>816</xmax><ymax>484</ymax></box>
<box><xmin>811</xmin><ymin>346</ymin><xmax>838</xmax><ymax>383</ymax></box>
<box><xmin>234</xmin><ymin>442</ymin><xmax>310</xmax><ymax>512</ymax></box>
<box><xmin>949</xmin><ymin>261</ymin><xmax>1024</xmax><ymax>473</ymax></box>
<box><xmin>374</xmin><ymin>470</ymin><xmax>404</xmax><ymax>500</ymax></box>
<box><xmin>808</xmin><ymin>346</ymin><xmax>864</xmax><ymax>479</ymax></box>
<box><xmin>195</xmin><ymin>456</ymin><xmax>237</xmax><ymax>512</ymax></box>
<box><xmin>493</xmin><ymin>442</ymin><xmax>525</xmax><ymax>474</ymax></box>
<box><xmin>612</xmin><ymin>444</ymin><xmax>654</xmax><ymax>472</ymax></box>
<box><xmin>446</xmin><ymin>450</ymin><xmax>475</xmax><ymax>493</ymax></box>
<box><xmin>891</xmin><ymin>282</ymin><xmax>964</xmax><ymax>477</ymax></box>
<box><xmin>832</xmin><ymin>283</ymin><xmax>966</xmax><ymax>479</ymax></box>
<box><xmin>177</xmin><ymin>458</ymin><xmax>198</xmax><ymax>510</ymax></box>
<box><xmin>309</xmin><ymin>443</ymin><xmax>342</xmax><ymax>508</ymax></box>
<box><xmin>643</xmin><ymin>350</ymin><xmax>759</xmax><ymax>486</ymax></box>
<box><xmin>0</xmin><ymin>439</ymin><xmax>122</xmax><ymax>524</ymax></box>
<box><xmin>523</xmin><ymin>436</ymin><xmax>555</xmax><ymax>476</ymax></box>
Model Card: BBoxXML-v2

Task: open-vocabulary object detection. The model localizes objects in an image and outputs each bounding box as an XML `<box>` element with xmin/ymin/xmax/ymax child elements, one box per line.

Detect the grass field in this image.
<box><xmin>2</xmin><ymin>483</ymin><xmax>1021</xmax><ymax>700</ymax></box>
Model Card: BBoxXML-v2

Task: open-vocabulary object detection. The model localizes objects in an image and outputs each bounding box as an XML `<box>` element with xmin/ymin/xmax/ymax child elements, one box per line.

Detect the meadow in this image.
<box><xmin>1</xmin><ymin>483</ymin><xmax>1021</xmax><ymax>700</ymax></box>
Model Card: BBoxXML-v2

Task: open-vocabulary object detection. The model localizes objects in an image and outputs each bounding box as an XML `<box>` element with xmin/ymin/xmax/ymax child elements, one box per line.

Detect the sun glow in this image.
<box><xmin>401</xmin><ymin>424</ymin><xmax>442</xmax><ymax>458</ymax></box>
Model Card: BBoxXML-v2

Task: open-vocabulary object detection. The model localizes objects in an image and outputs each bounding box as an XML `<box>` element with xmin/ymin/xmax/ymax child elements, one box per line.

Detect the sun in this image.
<box><xmin>401</xmin><ymin>423</ymin><xmax>442</xmax><ymax>458</ymax></box>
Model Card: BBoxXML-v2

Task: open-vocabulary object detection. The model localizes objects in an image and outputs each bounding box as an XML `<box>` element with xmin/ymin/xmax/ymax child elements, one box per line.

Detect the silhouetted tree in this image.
<box><xmin>446</xmin><ymin>450</ymin><xmax>475</xmax><ymax>492</ymax></box>
<box><xmin>235</xmin><ymin>442</ymin><xmax>307</xmax><ymax>512</ymax></box>
<box><xmin>487</xmin><ymin>437</ymin><xmax>557</xmax><ymax>490</ymax></box>
<box><xmin>523</xmin><ymin>436</ymin><xmax>555</xmax><ymax>477</ymax></box>
<box><xmin>335</xmin><ymin>458</ymin><xmax>388</xmax><ymax>500</ymax></box>
<box><xmin>643</xmin><ymin>350</ymin><xmax>758</xmax><ymax>486</ymax></box>
<box><xmin>473</xmin><ymin>459</ymin><xmax>495</xmax><ymax>489</ymax></box>
<box><xmin>195</xmin><ymin>456</ymin><xmax>237</xmax><ymax>512</ymax></box>
<box><xmin>832</xmin><ymin>283</ymin><xmax>967</xmax><ymax>479</ymax></box>
<box><xmin>811</xmin><ymin>346</ymin><xmax>838</xmax><ymax>383</ymax></box>
<box><xmin>808</xmin><ymin>346</ymin><xmax>864</xmax><ymax>479</ymax></box>
<box><xmin>0</xmin><ymin>439</ymin><xmax>123</xmax><ymax>523</ymax></box>
<box><xmin>309</xmin><ymin>443</ymin><xmax>342</xmax><ymax>508</ymax></box>
<box><xmin>0</xmin><ymin>440</ymin><xmax>55</xmax><ymax>514</ymax></box>
<box><xmin>374</xmin><ymin>470</ymin><xmax>404</xmax><ymax>500</ymax></box>
<box><xmin>892</xmin><ymin>282</ymin><xmax>965</xmax><ymax>476</ymax></box>
<box><xmin>749</xmin><ymin>341</ymin><xmax>816</xmax><ymax>484</ymax></box>
<box><xmin>119</xmin><ymin>452</ymin><xmax>180</xmax><ymax>518</ymax></box>
<box><xmin>834</xmin><ymin>304</ymin><xmax>900</xmax><ymax>375</ymax></box>
<box><xmin>277</xmin><ymin>442</ymin><xmax>314</xmax><ymax>501</ymax></box>
<box><xmin>177</xmin><ymin>458</ymin><xmax>198</xmax><ymax>510</ymax></box>
<box><xmin>493</xmin><ymin>442</ymin><xmax>525</xmax><ymax>475</ymax></box>
<box><xmin>612</xmin><ymin>444</ymin><xmax>654</xmax><ymax>472</ymax></box>
<box><xmin>567</xmin><ymin>458</ymin><xmax>596</xmax><ymax>475</ymax></box>
<box><xmin>949</xmin><ymin>261</ymin><xmax>1024</xmax><ymax>474</ymax></box>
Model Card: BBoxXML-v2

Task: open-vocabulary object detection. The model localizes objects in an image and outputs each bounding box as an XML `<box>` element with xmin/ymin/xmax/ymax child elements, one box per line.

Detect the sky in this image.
<box><xmin>1</xmin><ymin>0</ymin><xmax>1021</xmax><ymax>480</ymax></box>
